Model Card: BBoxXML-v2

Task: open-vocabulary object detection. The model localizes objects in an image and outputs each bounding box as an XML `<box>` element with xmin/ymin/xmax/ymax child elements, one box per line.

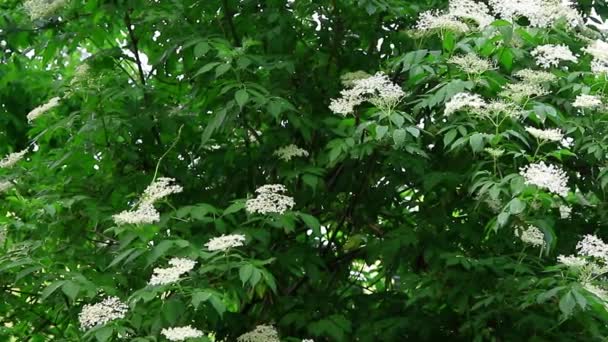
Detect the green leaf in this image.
<box><xmin>299</xmin><ymin>213</ymin><xmax>321</xmax><ymax>236</ymax></box>
<box><xmin>443</xmin><ymin>129</ymin><xmax>458</xmax><ymax>147</ymax></box>
<box><xmin>40</xmin><ymin>280</ymin><xmax>66</xmax><ymax>301</ymax></box>
<box><xmin>235</xmin><ymin>89</ymin><xmax>249</xmax><ymax>108</ymax></box>
<box><xmin>559</xmin><ymin>291</ymin><xmax>576</xmax><ymax>317</ymax></box>
<box><xmin>239</xmin><ymin>264</ymin><xmax>254</xmax><ymax>285</ymax></box>
<box><xmin>61</xmin><ymin>281</ymin><xmax>80</xmax><ymax>301</ymax></box>
<box><xmin>192</xmin><ymin>291</ymin><xmax>213</xmax><ymax>309</ymax></box>
<box><xmin>508</xmin><ymin>198</ymin><xmax>526</xmax><ymax>215</ymax></box>
<box><xmin>95</xmin><ymin>327</ymin><xmax>113</xmax><ymax>342</ymax></box>
<box><xmin>215</xmin><ymin>63</ymin><xmax>231</xmax><ymax>77</ymax></box>
<box><xmin>469</xmin><ymin>133</ymin><xmax>484</xmax><ymax>152</ymax></box>
<box><xmin>194</xmin><ymin>42</ymin><xmax>210</xmax><ymax>57</ymax></box>
<box><xmin>376</xmin><ymin>125</ymin><xmax>389</xmax><ymax>140</ymax></box>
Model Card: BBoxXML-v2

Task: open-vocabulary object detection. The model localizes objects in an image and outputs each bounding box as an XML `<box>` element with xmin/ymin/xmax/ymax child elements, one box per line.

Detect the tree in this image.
<box><xmin>2</xmin><ymin>0</ymin><xmax>608</xmax><ymax>341</ymax></box>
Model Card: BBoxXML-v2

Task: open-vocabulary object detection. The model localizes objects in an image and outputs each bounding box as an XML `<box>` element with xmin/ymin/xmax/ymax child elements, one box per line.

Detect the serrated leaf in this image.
<box><xmin>239</xmin><ymin>264</ymin><xmax>254</xmax><ymax>286</ymax></box>
<box><xmin>235</xmin><ymin>89</ymin><xmax>249</xmax><ymax>108</ymax></box>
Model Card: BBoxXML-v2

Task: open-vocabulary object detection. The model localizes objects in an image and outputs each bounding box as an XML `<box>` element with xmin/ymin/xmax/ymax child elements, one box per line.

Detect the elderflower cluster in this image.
<box><xmin>483</xmin><ymin>100</ymin><xmax>522</xmax><ymax>119</ymax></box>
<box><xmin>576</xmin><ymin>234</ymin><xmax>608</xmax><ymax>262</ymax></box>
<box><xmin>448</xmin><ymin>0</ymin><xmax>495</xmax><ymax>28</ymax></box>
<box><xmin>531</xmin><ymin>44</ymin><xmax>578</xmax><ymax>69</ymax></box>
<box><xmin>148</xmin><ymin>257</ymin><xmax>197</xmax><ymax>286</ymax></box>
<box><xmin>0</xmin><ymin>181</ymin><xmax>13</xmax><ymax>193</ymax></box>
<box><xmin>27</xmin><ymin>97</ymin><xmax>61</xmax><ymax>123</ymax></box>
<box><xmin>237</xmin><ymin>325</ymin><xmax>281</xmax><ymax>342</ymax></box>
<box><xmin>448</xmin><ymin>53</ymin><xmax>495</xmax><ymax>75</ymax></box>
<box><xmin>205</xmin><ymin>234</ymin><xmax>246</xmax><ymax>252</ymax></box>
<box><xmin>583</xmin><ymin>283</ymin><xmax>608</xmax><ymax>301</ymax></box>
<box><xmin>23</xmin><ymin>0</ymin><xmax>68</xmax><ymax>21</ymax></box>
<box><xmin>78</xmin><ymin>296</ymin><xmax>128</xmax><ymax>330</ymax></box>
<box><xmin>329</xmin><ymin>72</ymin><xmax>405</xmax><ymax>115</ymax></box>
<box><xmin>113</xmin><ymin>177</ymin><xmax>182</xmax><ymax>225</ymax></box>
<box><xmin>444</xmin><ymin>92</ymin><xmax>486</xmax><ymax>115</ymax></box>
<box><xmin>415</xmin><ymin>0</ymin><xmax>495</xmax><ymax>33</ymax></box>
<box><xmin>161</xmin><ymin>326</ymin><xmax>204</xmax><ymax>341</ymax></box>
<box><xmin>499</xmin><ymin>82</ymin><xmax>548</xmax><ymax>103</ymax></box>
<box><xmin>525</xmin><ymin>127</ymin><xmax>564</xmax><ymax>142</ymax></box>
<box><xmin>557</xmin><ymin>254</ymin><xmax>587</xmax><ymax>268</ymax></box>
<box><xmin>484</xmin><ymin>147</ymin><xmax>505</xmax><ymax>158</ymax></box>
<box><xmin>415</xmin><ymin>10</ymin><xmax>470</xmax><ymax>33</ymax></box>
<box><xmin>488</xmin><ymin>0</ymin><xmax>580</xmax><ymax>28</ymax></box>
<box><xmin>513</xmin><ymin>69</ymin><xmax>557</xmax><ymax>84</ymax></box>
<box><xmin>274</xmin><ymin>145</ymin><xmax>309</xmax><ymax>161</ymax></box>
<box><xmin>572</xmin><ymin>94</ymin><xmax>602</xmax><ymax>109</ymax></box>
<box><xmin>245</xmin><ymin>184</ymin><xmax>295</xmax><ymax>215</ymax></box>
<box><xmin>583</xmin><ymin>40</ymin><xmax>608</xmax><ymax>66</ymax></box>
<box><xmin>515</xmin><ymin>225</ymin><xmax>545</xmax><ymax>247</ymax></box>
<box><xmin>0</xmin><ymin>149</ymin><xmax>28</xmax><ymax>169</ymax></box>
<box><xmin>70</xmin><ymin>63</ymin><xmax>91</xmax><ymax>88</ymax></box>
<box><xmin>519</xmin><ymin>162</ymin><xmax>569</xmax><ymax>196</ymax></box>
<box><xmin>559</xmin><ymin>205</ymin><xmax>572</xmax><ymax>219</ymax></box>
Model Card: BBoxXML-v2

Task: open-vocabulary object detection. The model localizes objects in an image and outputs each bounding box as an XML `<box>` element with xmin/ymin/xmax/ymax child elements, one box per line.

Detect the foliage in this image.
<box><xmin>2</xmin><ymin>0</ymin><xmax>608</xmax><ymax>341</ymax></box>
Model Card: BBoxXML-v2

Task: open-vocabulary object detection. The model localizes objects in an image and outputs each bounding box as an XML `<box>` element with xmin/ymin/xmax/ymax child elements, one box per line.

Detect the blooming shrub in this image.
<box><xmin>2</xmin><ymin>0</ymin><xmax>608</xmax><ymax>341</ymax></box>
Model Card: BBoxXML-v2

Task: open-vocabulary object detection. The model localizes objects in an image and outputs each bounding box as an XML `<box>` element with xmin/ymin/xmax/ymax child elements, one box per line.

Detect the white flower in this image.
<box><xmin>591</xmin><ymin>59</ymin><xmax>608</xmax><ymax>74</ymax></box>
<box><xmin>113</xmin><ymin>203</ymin><xmax>160</xmax><ymax>225</ymax></box>
<box><xmin>205</xmin><ymin>234</ymin><xmax>246</xmax><ymax>252</ymax></box>
<box><xmin>246</xmin><ymin>184</ymin><xmax>295</xmax><ymax>215</ymax></box>
<box><xmin>557</xmin><ymin>254</ymin><xmax>587</xmax><ymax>268</ymax></box>
<box><xmin>302</xmin><ymin>340</ymin><xmax>314</xmax><ymax>342</ymax></box>
<box><xmin>531</xmin><ymin>44</ymin><xmax>578</xmax><ymax>69</ymax></box>
<box><xmin>519</xmin><ymin>162</ymin><xmax>569</xmax><ymax>196</ymax></box>
<box><xmin>484</xmin><ymin>100</ymin><xmax>522</xmax><ymax>119</ymax></box>
<box><xmin>27</xmin><ymin>97</ymin><xmax>61</xmax><ymax>123</ymax></box>
<box><xmin>583</xmin><ymin>40</ymin><xmax>608</xmax><ymax>64</ymax></box>
<box><xmin>148</xmin><ymin>257</ymin><xmax>197</xmax><ymax>286</ymax></box>
<box><xmin>576</xmin><ymin>234</ymin><xmax>608</xmax><ymax>262</ymax></box>
<box><xmin>329</xmin><ymin>72</ymin><xmax>405</xmax><ymax>115</ymax></box>
<box><xmin>448</xmin><ymin>0</ymin><xmax>495</xmax><ymax>28</ymax></box>
<box><xmin>559</xmin><ymin>205</ymin><xmax>572</xmax><ymax>219</ymax></box>
<box><xmin>499</xmin><ymin>82</ymin><xmax>548</xmax><ymax>102</ymax></box>
<box><xmin>488</xmin><ymin>0</ymin><xmax>580</xmax><ymax>28</ymax></box>
<box><xmin>78</xmin><ymin>296</ymin><xmax>128</xmax><ymax>330</ymax></box>
<box><xmin>274</xmin><ymin>145</ymin><xmax>309</xmax><ymax>161</ymax></box>
<box><xmin>0</xmin><ymin>181</ymin><xmax>13</xmax><ymax>193</ymax></box>
<box><xmin>583</xmin><ymin>283</ymin><xmax>608</xmax><ymax>301</ymax></box>
<box><xmin>525</xmin><ymin>127</ymin><xmax>564</xmax><ymax>142</ymax></box>
<box><xmin>448</xmin><ymin>53</ymin><xmax>495</xmax><ymax>75</ymax></box>
<box><xmin>572</xmin><ymin>94</ymin><xmax>602</xmax><ymax>109</ymax></box>
<box><xmin>0</xmin><ymin>149</ymin><xmax>28</xmax><ymax>168</ymax></box>
<box><xmin>141</xmin><ymin>177</ymin><xmax>183</xmax><ymax>205</ymax></box>
<box><xmin>444</xmin><ymin>92</ymin><xmax>486</xmax><ymax>115</ymax></box>
<box><xmin>415</xmin><ymin>10</ymin><xmax>470</xmax><ymax>33</ymax></box>
<box><xmin>515</xmin><ymin>225</ymin><xmax>545</xmax><ymax>247</ymax></box>
<box><xmin>237</xmin><ymin>325</ymin><xmax>280</xmax><ymax>342</ymax></box>
<box><xmin>161</xmin><ymin>326</ymin><xmax>204</xmax><ymax>341</ymax></box>
<box><xmin>513</xmin><ymin>69</ymin><xmax>557</xmax><ymax>84</ymax></box>
<box><xmin>23</xmin><ymin>0</ymin><xmax>68</xmax><ymax>20</ymax></box>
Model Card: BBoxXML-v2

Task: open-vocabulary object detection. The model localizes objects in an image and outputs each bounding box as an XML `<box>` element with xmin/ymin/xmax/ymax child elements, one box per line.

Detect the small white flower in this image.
<box><xmin>448</xmin><ymin>0</ymin><xmax>495</xmax><ymax>28</ymax></box>
<box><xmin>572</xmin><ymin>94</ymin><xmax>602</xmax><ymax>109</ymax></box>
<box><xmin>113</xmin><ymin>177</ymin><xmax>182</xmax><ymax>226</ymax></box>
<box><xmin>583</xmin><ymin>40</ymin><xmax>608</xmax><ymax>64</ymax></box>
<box><xmin>488</xmin><ymin>0</ymin><xmax>580</xmax><ymax>28</ymax></box>
<box><xmin>161</xmin><ymin>326</ymin><xmax>204</xmax><ymax>341</ymax></box>
<box><xmin>576</xmin><ymin>234</ymin><xmax>608</xmax><ymax>262</ymax></box>
<box><xmin>0</xmin><ymin>149</ymin><xmax>28</xmax><ymax>168</ymax></box>
<box><xmin>237</xmin><ymin>325</ymin><xmax>280</xmax><ymax>342</ymax></box>
<box><xmin>513</xmin><ymin>69</ymin><xmax>557</xmax><ymax>84</ymax></box>
<box><xmin>246</xmin><ymin>184</ymin><xmax>295</xmax><ymax>215</ymax></box>
<box><xmin>329</xmin><ymin>72</ymin><xmax>405</xmax><ymax>116</ymax></box>
<box><xmin>205</xmin><ymin>234</ymin><xmax>246</xmax><ymax>252</ymax></box>
<box><xmin>113</xmin><ymin>203</ymin><xmax>160</xmax><ymax>225</ymax></box>
<box><xmin>274</xmin><ymin>145</ymin><xmax>309</xmax><ymax>161</ymax></box>
<box><xmin>448</xmin><ymin>53</ymin><xmax>495</xmax><ymax>75</ymax></box>
<box><xmin>23</xmin><ymin>0</ymin><xmax>68</xmax><ymax>20</ymax></box>
<box><xmin>557</xmin><ymin>254</ymin><xmax>586</xmax><ymax>268</ymax></box>
<box><xmin>583</xmin><ymin>282</ymin><xmax>608</xmax><ymax>301</ymax></box>
<box><xmin>415</xmin><ymin>10</ymin><xmax>470</xmax><ymax>33</ymax></box>
<box><xmin>78</xmin><ymin>296</ymin><xmax>128</xmax><ymax>330</ymax></box>
<box><xmin>531</xmin><ymin>44</ymin><xmax>578</xmax><ymax>69</ymax></box>
<box><xmin>519</xmin><ymin>162</ymin><xmax>569</xmax><ymax>196</ymax></box>
<box><xmin>140</xmin><ymin>177</ymin><xmax>183</xmax><ymax>205</ymax></box>
<box><xmin>499</xmin><ymin>82</ymin><xmax>548</xmax><ymax>102</ymax></box>
<box><xmin>148</xmin><ymin>257</ymin><xmax>197</xmax><ymax>286</ymax></box>
<box><xmin>27</xmin><ymin>97</ymin><xmax>61</xmax><ymax>123</ymax></box>
<box><xmin>444</xmin><ymin>92</ymin><xmax>486</xmax><ymax>115</ymax></box>
<box><xmin>559</xmin><ymin>205</ymin><xmax>572</xmax><ymax>219</ymax></box>
<box><xmin>525</xmin><ymin>127</ymin><xmax>564</xmax><ymax>142</ymax></box>
<box><xmin>515</xmin><ymin>225</ymin><xmax>545</xmax><ymax>247</ymax></box>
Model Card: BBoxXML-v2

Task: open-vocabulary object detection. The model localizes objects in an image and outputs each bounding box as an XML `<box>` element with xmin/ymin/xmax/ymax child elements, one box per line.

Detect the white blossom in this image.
<box><xmin>246</xmin><ymin>184</ymin><xmax>295</xmax><ymax>215</ymax></box>
<box><xmin>78</xmin><ymin>296</ymin><xmax>128</xmax><ymax>330</ymax></box>
<box><xmin>559</xmin><ymin>205</ymin><xmax>572</xmax><ymax>219</ymax></box>
<box><xmin>23</xmin><ymin>0</ymin><xmax>68</xmax><ymax>20</ymax></box>
<box><xmin>583</xmin><ymin>40</ymin><xmax>608</xmax><ymax>64</ymax></box>
<box><xmin>415</xmin><ymin>10</ymin><xmax>470</xmax><ymax>33</ymax></box>
<box><xmin>148</xmin><ymin>257</ymin><xmax>197</xmax><ymax>286</ymax></box>
<box><xmin>113</xmin><ymin>177</ymin><xmax>182</xmax><ymax>226</ymax></box>
<box><xmin>557</xmin><ymin>254</ymin><xmax>587</xmax><ymax>268</ymax></box>
<box><xmin>499</xmin><ymin>82</ymin><xmax>549</xmax><ymax>102</ymax></box>
<box><xmin>448</xmin><ymin>0</ymin><xmax>495</xmax><ymax>28</ymax></box>
<box><xmin>329</xmin><ymin>72</ymin><xmax>405</xmax><ymax>116</ymax></box>
<box><xmin>274</xmin><ymin>145</ymin><xmax>309</xmax><ymax>161</ymax></box>
<box><xmin>444</xmin><ymin>92</ymin><xmax>486</xmax><ymax>115</ymax></box>
<box><xmin>161</xmin><ymin>326</ymin><xmax>204</xmax><ymax>341</ymax></box>
<box><xmin>113</xmin><ymin>203</ymin><xmax>160</xmax><ymax>225</ymax></box>
<box><xmin>205</xmin><ymin>234</ymin><xmax>246</xmax><ymax>252</ymax></box>
<box><xmin>519</xmin><ymin>162</ymin><xmax>569</xmax><ymax>196</ymax></box>
<box><xmin>572</xmin><ymin>94</ymin><xmax>602</xmax><ymax>109</ymax></box>
<box><xmin>0</xmin><ymin>149</ymin><xmax>28</xmax><ymax>169</ymax></box>
<box><xmin>531</xmin><ymin>44</ymin><xmax>578</xmax><ymax>69</ymax></box>
<box><xmin>513</xmin><ymin>69</ymin><xmax>557</xmax><ymax>84</ymax></box>
<box><xmin>591</xmin><ymin>59</ymin><xmax>608</xmax><ymax>74</ymax></box>
<box><xmin>237</xmin><ymin>325</ymin><xmax>280</xmax><ymax>342</ymax></box>
<box><xmin>576</xmin><ymin>234</ymin><xmax>608</xmax><ymax>262</ymax></box>
<box><xmin>483</xmin><ymin>100</ymin><xmax>522</xmax><ymax>119</ymax></box>
<box><xmin>515</xmin><ymin>225</ymin><xmax>545</xmax><ymax>247</ymax></box>
<box><xmin>488</xmin><ymin>0</ymin><xmax>581</xmax><ymax>28</ymax></box>
<box><xmin>70</xmin><ymin>63</ymin><xmax>91</xmax><ymax>88</ymax></box>
<box><xmin>27</xmin><ymin>97</ymin><xmax>61</xmax><ymax>123</ymax></box>
<box><xmin>448</xmin><ymin>53</ymin><xmax>495</xmax><ymax>75</ymax></box>
<box><xmin>141</xmin><ymin>177</ymin><xmax>183</xmax><ymax>205</ymax></box>
<box><xmin>525</xmin><ymin>127</ymin><xmax>564</xmax><ymax>142</ymax></box>
<box><xmin>583</xmin><ymin>283</ymin><xmax>608</xmax><ymax>301</ymax></box>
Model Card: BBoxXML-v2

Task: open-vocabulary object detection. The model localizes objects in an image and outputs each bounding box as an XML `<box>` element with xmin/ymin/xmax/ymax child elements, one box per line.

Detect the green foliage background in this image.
<box><xmin>2</xmin><ymin>0</ymin><xmax>608</xmax><ymax>341</ymax></box>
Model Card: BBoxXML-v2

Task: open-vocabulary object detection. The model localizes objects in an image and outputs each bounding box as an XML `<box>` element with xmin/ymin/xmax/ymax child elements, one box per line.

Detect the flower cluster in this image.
<box><xmin>415</xmin><ymin>10</ymin><xmax>470</xmax><ymax>33</ymax></box>
<box><xmin>245</xmin><ymin>184</ymin><xmax>295</xmax><ymax>215</ymax></box>
<box><xmin>444</xmin><ymin>92</ymin><xmax>486</xmax><ymax>115</ymax></box>
<box><xmin>274</xmin><ymin>145</ymin><xmax>309</xmax><ymax>161</ymax></box>
<box><xmin>499</xmin><ymin>82</ymin><xmax>548</xmax><ymax>103</ymax></box>
<box><xmin>488</xmin><ymin>0</ymin><xmax>580</xmax><ymax>28</ymax></box>
<box><xmin>525</xmin><ymin>127</ymin><xmax>563</xmax><ymax>142</ymax></box>
<box><xmin>515</xmin><ymin>225</ymin><xmax>545</xmax><ymax>248</ymax></box>
<box><xmin>237</xmin><ymin>325</ymin><xmax>281</xmax><ymax>342</ymax></box>
<box><xmin>583</xmin><ymin>283</ymin><xmax>608</xmax><ymax>301</ymax></box>
<box><xmin>519</xmin><ymin>162</ymin><xmax>569</xmax><ymax>196</ymax></box>
<box><xmin>415</xmin><ymin>0</ymin><xmax>494</xmax><ymax>33</ymax></box>
<box><xmin>161</xmin><ymin>326</ymin><xmax>204</xmax><ymax>341</ymax></box>
<box><xmin>576</xmin><ymin>234</ymin><xmax>608</xmax><ymax>262</ymax></box>
<box><xmin>0</xmin><ymin>149</ymin><xmax>28</xmax><ymax>169</ymax></box>
<box><xmin>557</xmin><ymin>254</ymin><xmax>587</xmax><ymax>268</ymax></box>
<box><xmin>448</xmin><ymin>53</ymin><xmax>495</xmax><ymax>75</ymax></box>
<box><xmin>27</xmin><ymin>97</ymin><xmax>61</xmax><ymax>123</ymax></box>
<box><xmin>329</xmin><ymin>72</ymin><xmax>405</xmax><ymax>115</ymax></box>
<box><xmin>513</xmin><ymin>69</ymin><xmax>557</xmax><ymax>84</ymax></box>
<box><xmin>583</xmin><ymin>39</ymin><xmax>608</xmax><ymax>75</ymax></box>
<box><xmin>78</xmin><ymin>296</ymin><xmax>128</xmax><ymax>330</ymax></box>
<box><xmin>559</xmin><ymin>205</ymin><xmax>572</xmax><ymax>219</ymax></box>
<box><xmin>484</xmin><ymin>100</ymin><xmax>522</xmax><ymax>119</ymax></box>
<box><xmin>148</xmin><ymin>257</ymin><xmax>197</xmax><ymax>286</ymax></box>
<box><xmin>205</xmin><ymin>234</ymin><xmax>246</xmax><ymax>252</ymax></box>
<box><xmin>572</xmin><ymin>94</ymin><xmax>602</xmax><ymax>109</ymax></box>
<box><xmin>448</xmin><ymin>0</ymin><xmax>495</xmax><ymax>28</ymax></box>
<box><xmin>113</xmin><ymin>177</ymin><xmax>182</xmax><ymax>225</ymax></box>
<box><xmin>23</xmin><ymin>0</ymin><xmax>68</xmax><ymax>21</ymax></box>
<box><xmin>531</xmin><ymin>44</ymin><xmax>578</xmax><ymax>69</ymax></box>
